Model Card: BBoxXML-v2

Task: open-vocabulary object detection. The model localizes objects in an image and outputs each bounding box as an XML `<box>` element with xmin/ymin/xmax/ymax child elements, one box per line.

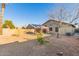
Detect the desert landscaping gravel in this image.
<box><xmin>0</xmin><ymin>34</ymin><xmax>79</xmax><ymax>56</ymax></box>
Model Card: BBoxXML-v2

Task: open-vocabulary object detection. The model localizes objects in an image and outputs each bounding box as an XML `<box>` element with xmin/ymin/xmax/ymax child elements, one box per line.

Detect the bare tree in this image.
<box><xmin>70</xmin><ymin>8</ymin><xmax>79</xmax><ymax>23</ymax></box>
<box><xmin>49</xmin><ymin>7</ymin><xmax>70</xmax><ymax>21</ymax></box>
<box><xmin>49</xmin><ymin>7</ymin><xmax>70</xmax><ymax>38</ymax></box>
<box><xmin>49</xmin><ymin>6</ymin><xmax>79</xmax><ymax>38</ymax></box>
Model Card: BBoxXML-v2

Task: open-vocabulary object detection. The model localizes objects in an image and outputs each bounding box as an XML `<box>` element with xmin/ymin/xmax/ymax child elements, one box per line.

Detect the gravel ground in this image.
<box><xmin>0</xmin><ymin>34</ymin><xmax>79</xmax><ymax>56</ymax></box>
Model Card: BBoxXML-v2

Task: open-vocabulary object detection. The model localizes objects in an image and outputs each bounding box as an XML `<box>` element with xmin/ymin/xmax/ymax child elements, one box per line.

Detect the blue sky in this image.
<box><xmin>0</xmin><ymin>3</ymin><xmax>79</xmax><ymax>27</ymax></box>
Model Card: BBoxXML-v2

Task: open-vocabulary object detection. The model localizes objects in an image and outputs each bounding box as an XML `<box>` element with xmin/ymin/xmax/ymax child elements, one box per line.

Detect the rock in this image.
<box><xmin>56</xmin><ymin>52</ymin><xmax>63</xmax><ymax>56</ymax></box>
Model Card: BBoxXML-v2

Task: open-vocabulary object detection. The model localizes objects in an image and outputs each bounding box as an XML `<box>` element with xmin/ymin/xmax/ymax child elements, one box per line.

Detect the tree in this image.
<box><xmin>70</xmin><ymin>8</ymin><xmax>79</xmax><ymax>23</ymax></box>
<box><xmin>49</xmin><ymin>7</ymin><xmax>69</xmax><ymax>38</ymax></box>
<box><xmin>3</xmin><ymin>20</ymin><xmax>15</xmax><ymax>29</ymax></box>
<box><xmin>0</xmin><ymin>3</ymin><xmax>5</xmax><ymax>35</ymax></box>
<box><xmin>49</xmin><ymin>7</ymin><xmax>79</xmax><ymax>38</ymax></box>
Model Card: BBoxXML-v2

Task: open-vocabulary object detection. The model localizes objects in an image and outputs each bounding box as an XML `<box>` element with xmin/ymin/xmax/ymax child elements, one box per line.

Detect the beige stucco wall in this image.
<box><xmin>43</xmin><ymin>20</ymin><xmax>58</xmax><ymax>34</ymax></box>
<box><xmin>59</xmin><ymin>25</ymin><xmax>75</xmax><ymax>34</ymax></box>
<box><xmin>3</xmin><ymin>28</ymin><xmax>16</xmax><ymax>36</ymax></box>
<box><xmin>2</xmin><ymin>28</ymin><xmax>35</xmax><ymax>36</ymax></box>
<box><xmin>43</xmin><ymin>20</ymin><xmax>75</xmax><ymax>34</ymax></box>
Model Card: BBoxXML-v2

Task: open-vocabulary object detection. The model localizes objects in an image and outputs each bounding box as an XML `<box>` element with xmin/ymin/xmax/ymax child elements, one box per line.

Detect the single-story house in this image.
<box><xmin>42</xmin><ymin>19</ymin><xmax>76</xmax><ymax>34</ymax></box>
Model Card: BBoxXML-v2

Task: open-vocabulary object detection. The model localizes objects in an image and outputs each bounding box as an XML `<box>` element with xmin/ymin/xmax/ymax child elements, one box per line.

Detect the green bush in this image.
<box><xmin>3</xmin><ymin>20</ymin><xmax>15</xmax><ymax>29</ymax></box>
<box><xmin>36</xmin><ymin>29</ymin><xmax>48</xmax><ymax>45</ymax></box>
<box><xmin>36</xmin><ymin>33</ymin><xmax>49</xmax><ymax>45</ymax></box>
<box><xmin>37</xmin><ymin>37</ymin><xmax>44</xmax><ymax>45</ymax></box>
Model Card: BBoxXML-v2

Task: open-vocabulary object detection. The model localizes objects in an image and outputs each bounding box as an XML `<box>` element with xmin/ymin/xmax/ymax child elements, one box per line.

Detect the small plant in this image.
<box><xmin>35</xmin><ymin>28</ymin><xmax>48</xmax><ymax>45</ymax></box>
<box><xmin>36</xmin><ymin>32</ymin><xmax>44</xmax><ymax>44</ymax></box>
<box><xmin>36</xmin><ymin>32</ymin><xmax>48</xmax><ymax>45</ymax></box>
<box><xmin>37</xmin><ymin>37</ymin><xmax>44</xmax><ymax>45</ymax></box>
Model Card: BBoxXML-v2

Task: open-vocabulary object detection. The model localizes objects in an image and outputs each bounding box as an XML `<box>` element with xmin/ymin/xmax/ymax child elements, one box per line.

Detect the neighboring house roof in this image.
<box><xmin>42</xmin><ymin>19</ymin><xmax>76</xmax><ymax>28</ymax></box>
<box><xmin>26</xmin><ymin>24</ymin><xmax>42</xmax><ymax>29</ymax></box>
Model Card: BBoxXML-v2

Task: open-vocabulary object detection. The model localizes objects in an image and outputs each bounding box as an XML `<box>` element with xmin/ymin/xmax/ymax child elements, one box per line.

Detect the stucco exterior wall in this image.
<box><xmin>59</xmin><ymin>25</ymin><xmax>75</xmax><ymax>34</ymax></box>
<box><xmin>43</xmin><ymin>20</ymin><xmax>75</xmax><ymax>34</ymax></box>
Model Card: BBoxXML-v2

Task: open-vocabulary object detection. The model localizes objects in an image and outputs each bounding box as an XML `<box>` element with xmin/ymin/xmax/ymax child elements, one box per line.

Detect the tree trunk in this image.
<box><xmin>0</xmin><ymin>14</ymin><xmax>2</xmax><ymax>35</ymax></box>
<box><xmin>57</xmin><ymin>32</ymin><xmax>59</xmax><ymax>38</ymax></box>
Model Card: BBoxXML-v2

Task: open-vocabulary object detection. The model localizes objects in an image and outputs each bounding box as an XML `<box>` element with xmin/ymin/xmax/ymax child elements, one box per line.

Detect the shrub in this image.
<box><xmin>36</xmin><ymin>28</ymin><xmax>48</xmax><ymax>45</ymax></box>
<box><xmin>22</xmin><ymin>27</ymin><xmax>26</xmax><ymax>29</ymax></box>
<box><xmin>26</xmin><ymin>32</ymin><xmax>35</xmax><ymax>34</ymax></box>
<box><xmin>37</xmin><ymin>37</ymin><xmax>45</xmax><ymax>45</ymax></box>
<box><xmin>42</xmin><ymin>29</ymin><xmax>47</xmax><ymax>33</ymax></box>
<box><xmin>3</xmin><ymin>20</ymin><xmax>15</xmax><ymax>29</ymax></box>
<box><xmin>35</xmin><ymin>28</ymin><xmax>41</xmax><ymax>33</ymax></box>
<box><xmin>36</xmin><ymin>32</ymin><xmax>48</xmax><ymax>45</ymax></box>
<box><xmin>36</xmin><ymin>32</ymin><xmax>44</xmax><ymax>44</ymax></box>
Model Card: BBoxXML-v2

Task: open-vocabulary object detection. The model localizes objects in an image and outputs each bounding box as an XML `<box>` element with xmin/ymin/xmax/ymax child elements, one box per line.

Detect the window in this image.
<box><xmin>49</xmin><ymin>27</ymin><xmax>52</xmax><ymax>31</ymax></box>
<box><xmin>55</xmin><ymin>27</ymin><xmax>59</xmax><ymax>32</ymax></box>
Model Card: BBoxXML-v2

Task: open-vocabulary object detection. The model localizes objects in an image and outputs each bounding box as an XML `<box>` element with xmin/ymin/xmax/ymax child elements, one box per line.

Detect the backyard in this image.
<box><xmin>0</xmin><ymin>3</ymin><xmax>79</xmax><ymax>56</ymax></box>
<box><xmin>0</xmin><ymin>29</ymin><xmax>79</xmax><ymax>56</ymax></box>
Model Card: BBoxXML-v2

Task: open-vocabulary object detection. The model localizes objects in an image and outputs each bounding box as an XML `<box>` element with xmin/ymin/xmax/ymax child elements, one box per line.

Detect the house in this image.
<box><xmin>26</xmin><ymin>24</ymin><xmax>48</xmax><ymax>33</ymax></box>
<box><xmin>26</xmin><ymin>24</ymin><xmax>42</xmax><ymax>29</ymax></box>
<box><xmin>42</xmin><ymin>19</ymin><xmax>76</xmax><ymax>34</ymax></box>
<box><xmin>26</xmin><ymin>24</ymin><xmax>42</xmax><ymax>33</ymax></box>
